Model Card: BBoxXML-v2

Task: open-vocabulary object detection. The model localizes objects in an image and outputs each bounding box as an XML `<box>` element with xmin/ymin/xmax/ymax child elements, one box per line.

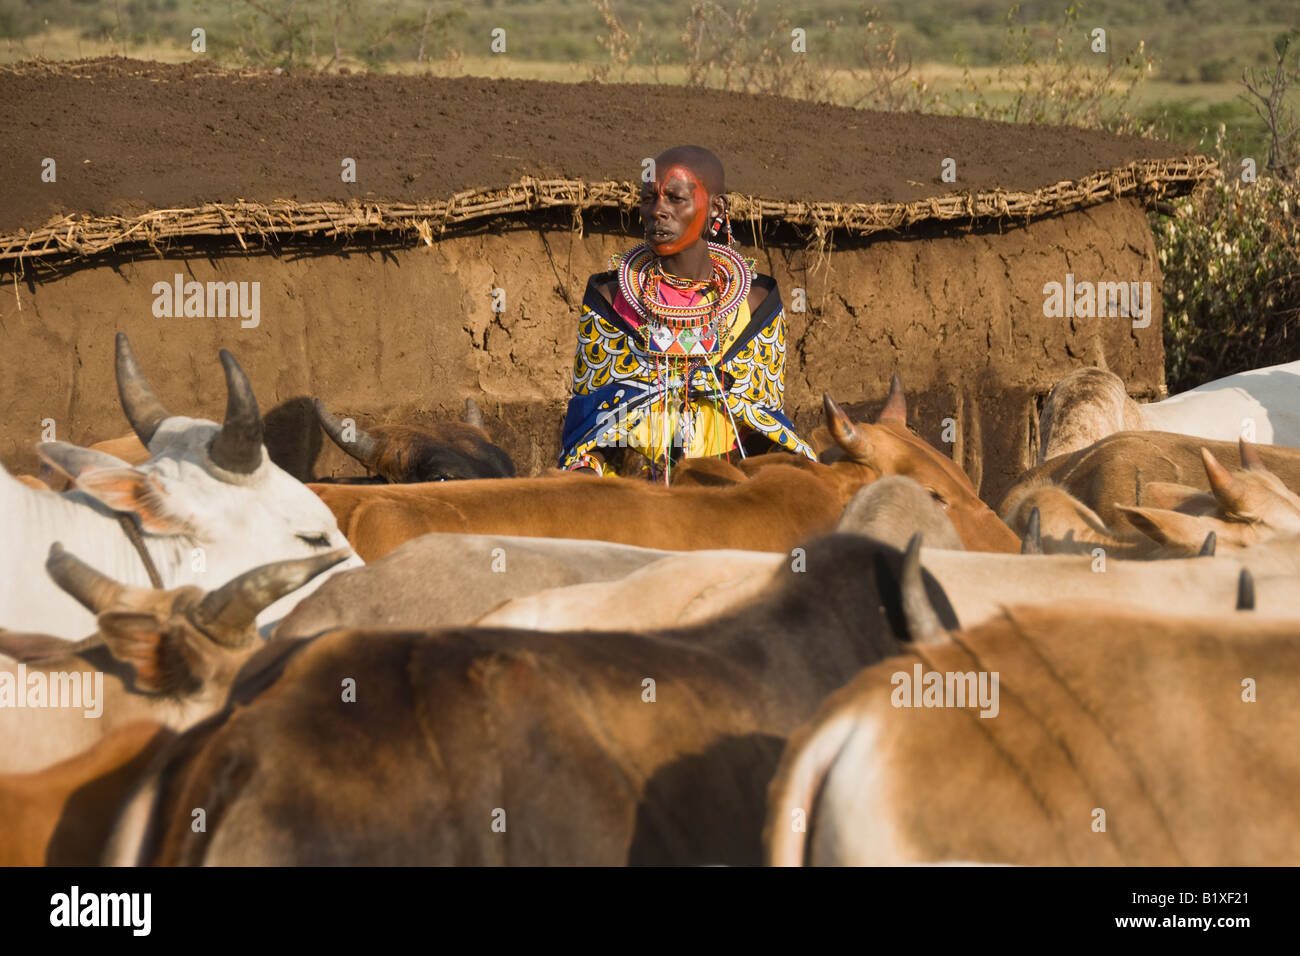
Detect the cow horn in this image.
<box><xmin>1239</xmin><ymin>437</ymin><xmax>1264</xmax><ymax>472</ymax></box>
<box><xmin>115</xmin><ymin>332</ymin><xmax>171</xmax><ymax>447</ymax></box>
<box><xmin>1201</xmin><ymin>448</ymin><xmax>1246</xmax><ymax>513</ymax></box>
<box><xmin>900</xmin><ymin>534</ymin><xmax>946</xmax><ymax>645</ymax></box>
<box><xmin>1236</xmin><ymin>568</ymin><xmax>1255</xmax><ymax>611</ymax></box>
<box><xmin>464</xmin><ymin>397</ymin><xmax>485</xmax><ymax>430</ymax></box>
<box><xmin>876</xmin><ymin>374</ymin><xmax>907</xmax><ymax>425</ymax></box>
<box><xmin>190</xmin><ymin>548</ymin><xmax>351</xmax><ymax>646</ymax></box>
<box><xmin>1198</xmin><ymin>531</ymin><xmax>1217</xmax><ymax>557</ymax></box>
<box><xmin>46</xmin><ymin>542</ymin><xmax>129</xmax><ymax>614</ymax></box>
<box><xmin>208</xmin><ymin>350</ymin><xmax>265</xmax><ymax>475</ymax></box>
<box><xmin>823</xmin><ymin>393</ymin><xmax>874</xmax><ymax>463</ymax></box>
<box><xmin>1021</xmin><ymin>507</ymin><xmax>1043</xmax><ymax>555</ymax></box>
<box><xmin>313</xmin><ymin>399</ymin><xmax>381</xmax><ymax>468</ymax></box>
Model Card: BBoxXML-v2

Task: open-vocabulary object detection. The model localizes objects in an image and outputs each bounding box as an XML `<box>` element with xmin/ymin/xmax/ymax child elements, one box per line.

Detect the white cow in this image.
<box><xmin>1039</xmin><ymin>361</ymin><xmax>1300</xmax><ymax>461</ymax></box>
<box><xmin>1</xmin><ymin>334</ymin><xmax>360</xmax><ymax>639</ymax></box>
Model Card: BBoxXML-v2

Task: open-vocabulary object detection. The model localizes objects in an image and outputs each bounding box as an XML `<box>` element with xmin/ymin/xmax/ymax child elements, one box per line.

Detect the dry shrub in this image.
<box><xmin>587</xmin><ymin>0</ymin><xmax>638</xmax><ymax>84</ymax></box>
<box><xmin>680</xmin><ymin>0</ymin><xmax>837</xmax><ymax>102</ymax></box>
<box><xmin>948</xmin><ymin>5</ymin><xmax>1153</xmax><ymax>134</ymax></box>
<box><xmin>1239</xmin><ymin>33</ymin><xmax>1300</xmax><ymax>180</ymax></box>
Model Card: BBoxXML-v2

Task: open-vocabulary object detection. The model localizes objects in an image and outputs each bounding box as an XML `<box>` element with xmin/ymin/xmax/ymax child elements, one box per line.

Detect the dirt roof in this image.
<box><xmin>1</xmin><ymin>56</ymin><xmax>1204</xmax><ymax>239</ymax></box>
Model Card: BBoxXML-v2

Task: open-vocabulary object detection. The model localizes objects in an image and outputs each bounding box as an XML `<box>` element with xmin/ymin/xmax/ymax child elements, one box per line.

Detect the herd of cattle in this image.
<box><xmin>3</xmin><ymin>332</ymin><xmax>1300</xmax><ymax>865</ymax></box>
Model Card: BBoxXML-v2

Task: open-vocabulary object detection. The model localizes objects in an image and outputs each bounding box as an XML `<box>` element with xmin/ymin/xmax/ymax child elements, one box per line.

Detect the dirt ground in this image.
<box><xmin>0</xmin><ymin>56</ymin><xmax>1190</xmax><ymax>233</ymax></box>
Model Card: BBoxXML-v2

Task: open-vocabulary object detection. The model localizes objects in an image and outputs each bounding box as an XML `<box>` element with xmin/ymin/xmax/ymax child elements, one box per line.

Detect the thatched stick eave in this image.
<box><xmin>0</xmin><ymin>155</ymin><xmax>1216</xmax><ymax>269</ymax></box>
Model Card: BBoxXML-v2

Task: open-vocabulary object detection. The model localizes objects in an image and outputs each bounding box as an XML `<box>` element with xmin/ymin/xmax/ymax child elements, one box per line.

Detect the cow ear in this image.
<box><xmin>96</xmin><ymin>612</ymin><xmax>200</xmax><ymax>696</ymax></box>
<box><xmin>807</xmin><ymin>424</ymin><xmax>845</xmax><ymax>463</ymax></box>
<box><xmin>0</xmin><ymin>630</ymin><xmax>79</xmax><ymax>663</ymax></box>
<box><xmin>1116</xmin><ymin>505</ymin><xmax>1218</xmax><ymax>551</ymax></box>
<box><xmin>73</xmin><ymin>468</ymin><xmax>195</xmax><ymax>536</ymax></box>
<box><xmin>1141</xmin><ymin>481</ymin><xmax>1218</xmax><ymax>515</ymax></box>
<box><xmin>37</xmin><ymin>441</ymin><xmax>132</xmax><ymax>481</ymax></box>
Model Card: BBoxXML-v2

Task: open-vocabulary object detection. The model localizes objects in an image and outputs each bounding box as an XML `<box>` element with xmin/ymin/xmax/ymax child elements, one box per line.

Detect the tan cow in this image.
<box><xmin>271</xmin><ymin>532</ymin><xmax>678</xmax><ymax>639</ymax></box>
<box><xmin>0</xmin><ymin>721</ymin><xmax>174</xmax><ymax>865</ymax></box>
<box><xmin>478</xmin><ymin>537</ymin><xmax>1300</xmax><ymax>633</ymax></box>
<box><xmin>0</xmin><ymin>546</ymin><xmax>347</xmax><ymax>774</ymax></box>
<box><xmin>765</xmin><ymin>601</ymin><xmax>1300</xmax><ymax>865</ymax></box>
<box><xmin>835</xmin><ymin>475</ymin><xmax>964</xmax><ymax>552</ymax></box>
<box><xmin>1119</xmin><ymin>443</ymin><xmax>1300</xmax><ymax>552</ymax></box>
<box><xmin>1003</xmin><ymin>438</ymin><xmax>1300</xmax><ymax>555</ymax></box>
<box><xmin>311</xmin><ymin>381</ymin><xmax>1020</xmax><ymax>560</ymax></box>
<box><xmin>1003</xmin><ymin>431</ymin><xmax>1300</xmax><ymax>530</ymax></box>
<box><xmin>1039</xmin><ymin>363</ymin><xmax>1300</xmax><ymax>461</ymax></box>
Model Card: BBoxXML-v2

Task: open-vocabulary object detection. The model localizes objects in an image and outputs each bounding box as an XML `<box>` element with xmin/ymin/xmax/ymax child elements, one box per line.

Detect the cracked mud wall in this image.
<box><xmin>0</xmin><ymin>197</ymin><xmax>1162</xmax><ymax>504</ymax></box>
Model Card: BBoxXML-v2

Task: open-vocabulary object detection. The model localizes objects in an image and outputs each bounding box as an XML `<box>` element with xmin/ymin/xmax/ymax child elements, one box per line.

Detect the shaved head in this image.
<box><xmin>654</xmin><ymin>146</ymin><xmax>725</xmax><ymax>197</ymax></box>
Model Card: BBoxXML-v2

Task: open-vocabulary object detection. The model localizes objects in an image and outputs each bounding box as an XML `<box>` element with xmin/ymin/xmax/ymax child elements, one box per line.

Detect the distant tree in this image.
<box><xmin>1240</xmin><ymin>31</ymin><xmax>1300</xmax><ymax>180</ymax></box>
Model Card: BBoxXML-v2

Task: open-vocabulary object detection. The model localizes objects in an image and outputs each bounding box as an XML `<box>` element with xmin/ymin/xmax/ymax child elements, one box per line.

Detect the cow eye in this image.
<box><xmin>296</xmin><ymin>532</ymin><xmax>332</xmax><ymax>548</ymax></box>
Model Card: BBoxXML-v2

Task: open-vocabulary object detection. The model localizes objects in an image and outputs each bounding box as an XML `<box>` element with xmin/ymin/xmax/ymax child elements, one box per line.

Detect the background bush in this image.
<box><xmin>1156</xmin><ymin>173</ymin><xmax>1299</xmax><ymax>392</ymax></box>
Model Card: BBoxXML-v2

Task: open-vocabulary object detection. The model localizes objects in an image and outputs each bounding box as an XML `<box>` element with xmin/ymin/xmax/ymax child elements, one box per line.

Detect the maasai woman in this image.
<box><xmin>559</xmin><ymin>145</ymin><xmax>815</xmax><ymax>480</ymax></box>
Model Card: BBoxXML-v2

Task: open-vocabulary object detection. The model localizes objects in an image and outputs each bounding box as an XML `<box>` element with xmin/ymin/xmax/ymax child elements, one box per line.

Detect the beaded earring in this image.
<box><xmin>709</xmin><ymin>201</ymin><xmax>734</xmax><ymax>246</ymax></box>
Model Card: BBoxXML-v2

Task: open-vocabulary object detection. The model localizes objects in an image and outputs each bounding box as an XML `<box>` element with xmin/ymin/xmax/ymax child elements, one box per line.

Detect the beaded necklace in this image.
<box><xmin>616</xmin><ymin>241</ymin><xmax>752</xmax><ymax>354</ymax></box>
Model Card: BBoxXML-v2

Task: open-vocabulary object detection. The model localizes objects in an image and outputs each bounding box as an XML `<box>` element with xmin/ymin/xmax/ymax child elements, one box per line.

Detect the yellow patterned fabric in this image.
<box><xmin>559</xmin><ymin>271</ymin><xmax>814</xmax><ymax>475</ymax></box>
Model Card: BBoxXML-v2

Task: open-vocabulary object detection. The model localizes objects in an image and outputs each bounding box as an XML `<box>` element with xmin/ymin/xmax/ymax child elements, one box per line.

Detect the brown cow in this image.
<box><xmin>108</xmin><ymin>534</ymin><xmax>957</xmax><ymax>866</ymax></box>
<box><xmin>314</xmin><ymin>460</ymin><xmax>845</xmax><ymax>560</ymax></box>
<box><xmin>311</xmin><ymin>381</ymin><xmax>1020</xmax><ymax>560</ymax></box>
<box><xmin>0</xmin><ymin>721</ymin><xmax>174</xmax><ymax>866</ymax></box>
<box><xmin>765</xmin><ymin>600</ymin><xmax>1300</xmax><ymax>865</ymax></box>
<box><xmin>1000</xmin><ymin>479</ymin><xmax>1140</xmax><ymax>556</ymax></box>
<box><xmin>314</xmin><ymin>398</ymin><xmax>515</xmax><ymax>482</ymax></box>
<box><xmin>750</xmin><ymin>377</ymin><xmax>1014</xmax><ymax>551</ymax></box>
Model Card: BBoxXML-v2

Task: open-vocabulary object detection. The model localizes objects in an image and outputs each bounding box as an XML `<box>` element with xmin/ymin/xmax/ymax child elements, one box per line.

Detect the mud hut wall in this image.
<box><xmin>0</xmin><ymin>197</ymin><xmax>1161</xmax><ymax>504</ymax></box>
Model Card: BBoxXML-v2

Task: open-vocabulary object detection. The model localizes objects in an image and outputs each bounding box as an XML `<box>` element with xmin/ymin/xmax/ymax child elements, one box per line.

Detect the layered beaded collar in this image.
<box><xmin>614</xmin><ymin>242</ymin><xmax>754</xmax><ymax>328</ymax></box>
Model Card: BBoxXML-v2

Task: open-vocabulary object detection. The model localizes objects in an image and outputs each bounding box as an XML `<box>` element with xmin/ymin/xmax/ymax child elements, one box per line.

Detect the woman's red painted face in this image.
<box><xmin>641</xmin><ymin>164</ymin><xmax>709</xmax><ymax>255</ymax></box>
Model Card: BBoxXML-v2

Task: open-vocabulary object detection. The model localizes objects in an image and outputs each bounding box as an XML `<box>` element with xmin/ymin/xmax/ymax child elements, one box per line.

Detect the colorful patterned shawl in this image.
<box><xmin>559</xmin><ymin>267</ymin><xmax>815</xmax><ymax>473</ymax></box>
